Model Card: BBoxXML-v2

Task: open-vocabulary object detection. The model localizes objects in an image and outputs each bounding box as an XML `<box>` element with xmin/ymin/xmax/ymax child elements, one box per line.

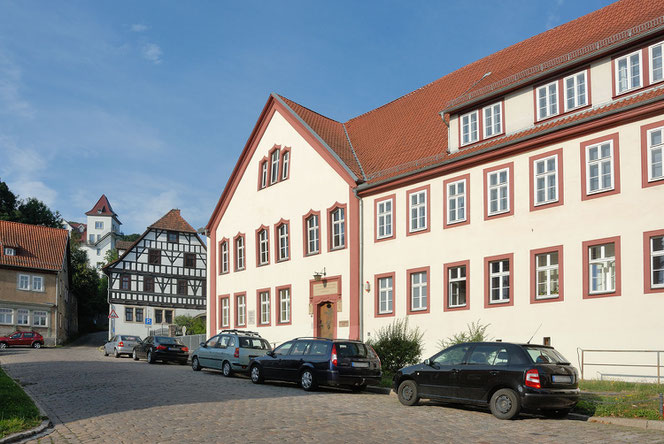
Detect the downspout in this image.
<box><xmin>354</xmin><ymin>188</ymin><xmax>364</xmax><ymax>341</ymax></box>
<box><xmin>55</xmin><ymin>273</ymin><xmax>59</xmax><ymax>346</ymax></box>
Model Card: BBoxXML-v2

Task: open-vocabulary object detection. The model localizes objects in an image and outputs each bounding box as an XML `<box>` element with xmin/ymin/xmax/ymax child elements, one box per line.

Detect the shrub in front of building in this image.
<box><xmin>368</xmin><ymin>318</ymin><xmax>424</xmax><ymax>374</ymax></box>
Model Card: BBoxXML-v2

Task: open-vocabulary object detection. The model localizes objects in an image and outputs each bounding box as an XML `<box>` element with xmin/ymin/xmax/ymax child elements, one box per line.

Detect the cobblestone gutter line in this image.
<box><xmin>589</xmin><ymin>416</ymin><xmax>664</xmax><ymax>432</ymax></box>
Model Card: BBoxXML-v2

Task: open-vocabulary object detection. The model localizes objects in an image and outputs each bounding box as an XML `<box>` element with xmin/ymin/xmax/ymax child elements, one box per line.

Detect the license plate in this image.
<box><xmin>552</xmin><ymin>375</ymin><xmax>571</xmax><ymax>383</ymax></box>
<box><xmin>169</xmin><ymin>347</ymin><xmax>179</xmax><ymax>351</ymax></box>
<box><xmin>352</xmin><ymin>362</ymin><xmax>369</xmax><ymax>368</ymax></box>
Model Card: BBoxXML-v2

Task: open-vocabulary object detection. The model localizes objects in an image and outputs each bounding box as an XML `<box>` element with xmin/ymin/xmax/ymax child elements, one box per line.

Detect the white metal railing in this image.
<box><xmin>578</xmin><ymin>348</ymin><xmax>664</xmax><ymax>383</ymax></box>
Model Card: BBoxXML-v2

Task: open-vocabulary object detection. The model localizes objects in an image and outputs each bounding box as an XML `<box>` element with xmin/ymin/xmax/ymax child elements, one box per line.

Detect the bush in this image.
<box><xmin>368</xmin><ymin>318</ymin><xmax>424</xmax><ymax>374</ymax></box>
<box><xmin>438</xmin><ymin>320</ymin><xmax>491</xmax><ymax>349</ymax></box>
<box><xmin>174</xmin><ymin>315</ymin><xmax>205</xmax><ymax>335</ymax></box>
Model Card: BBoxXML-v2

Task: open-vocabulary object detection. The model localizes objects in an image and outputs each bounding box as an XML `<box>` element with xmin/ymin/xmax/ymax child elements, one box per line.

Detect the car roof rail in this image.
<box><xmin>294</xmin><ymin>337</ymin><xmax>335</xmax><ymax>341</ymax></box>
<box><xmin>220</xmin><ymin>329</ymin><xmax>262</xmax><ymax>337</ymax></box>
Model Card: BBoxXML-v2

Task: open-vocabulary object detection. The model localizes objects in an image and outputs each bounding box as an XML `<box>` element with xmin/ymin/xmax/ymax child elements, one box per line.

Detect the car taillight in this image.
<box><xmin>182</xmin><ymin>347</ymin><xmax>189</xmax><ymax>352</ymax></box>
<box><xmin>118</xmin><ymin>341</ymin><xmax>124</xmax><ymax>347</ymax></box>
<box><xmin>369</xmin><ymin>345</ymin><xmax>381</xmax><ymax>368</ymax></box>
<box><xmin>331</xmin><ymin>344</ymin><xmax>337</xmax><ymax>367</ymax></box>
<box><xmin>525</xmin><ymin>369</ymin><xmax>541</xmax><ymax>388</ymax></box>
<box><xmin>234</xmin><ymin>347</ymin><xmax>239</xmax><ymax>358</ymax></box>
<box><xmin>156</xmin><ymin>345</ymin><xmax>167</xmax><ymax>351</ymax></box>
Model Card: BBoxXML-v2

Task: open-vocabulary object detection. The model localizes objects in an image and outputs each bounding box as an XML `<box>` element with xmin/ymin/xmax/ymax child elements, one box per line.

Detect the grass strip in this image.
<box><xmin>573</xmin><ymin>380</ymin><xmax>664</xmax><ymax>420</ymax></box>
<box><xmin>0</xmin><ymin>367</ymin><xmax>42</xmax><ymax>438</ymax></box>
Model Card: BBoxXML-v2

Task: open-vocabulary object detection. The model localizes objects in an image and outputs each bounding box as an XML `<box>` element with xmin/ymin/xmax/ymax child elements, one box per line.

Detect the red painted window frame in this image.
<box><xmin>443</xmin><ymin>174</ymin><xmax>470</xmax><ymax>229</ymax></box>
<box><xmin>484</xmin><ymin>253</ymin><xmax>514</xmax><ymax>308</ymax></box>
<box><xmin>580</xmin><ymin>132</ymin><xmax>621</xmax><ymax>201</ymax></box>
<box><xmin>643</xmin><ymin>229</ymin><xmax>664</xmax><ymax>294</ymax></box>
<box><xmin>302</xmin><ymin>209</ymin><xmax>321</xmax><ymax>257</ymax></box>
<box><xmin>443</xmin><ymin>260</ymin><xmax>470</xmax><ymax>312</ymax></box>
<box><xmin>374</xmin><ymin>194</ymin><xmax>396</xmax><ymax>242</ymax></box>
<box><xmin>255</xmin><ymin>225</ymin><xmax>270</xmax><ymax>267</ymax></box>
<box><xmin>532</xmin><ymin>67</ymin><xmax>592</xmax><ymax>124</ymax></box>
<box><xmin>406</xmin><ymin>266</ymin><xmax>430</xmax><ymax>315</ymax></box>
<box><xmin>218</xmin><ymin>294</ymin><xmax>230</xmax><ymax>329</ymax></box>
<box><xmin>218</xmin><ymin>238</ymin><xmax>229</xmax><ymax>275</ymax></box>
<box><xmin>406</xmin><ymin>184</ymin><xmax>431</xmax><ymax>236</ymax></box>
<box><xmin>530</xmin><ymin>245</ymin><xmax>564</xmax><ymax>304</ymax></box>
<box><xmin>374</xmin><ymin>272</ymin><xmax>396</xmax><ymax>317</ymax></box>
<box><xmin>611</xmin><ymin>47</ymin><xmax>648</xmax><ymax>98</ymax></box>
<box><xmin>274</xmin><ymin>218</ymin><xmax>291</xmax><ymax>263</ymax></box>
<box><xmin>582</xmin><ymin>236</ymin><xmax>622</xmax><ymax>299</ymax></box>
<box><xmin>233</xmin><ymin>232</ymin><xmax>246</xmax><ymax>272</ymax></box>
<box><xmin>640</xmin><ymin>120</ymin><xmax>664</xmax><ymax>189</ymax></box>
<box><xmin>280</xmin><ymin>146</ymin><xmax>291</xmax><ymax>181</ymax></box>
<box><xmin>529</xmin><ymin>148</ymin><xmax>564</xmax><ymax>212</ymax></box>
<box><xmin>458</xmin><ymin>99</ymin><xmax>506</xmax><ymax>148</ymax></box>
<box><xmin>267</xmin><ymin>144</ymin><xmax>281</xmax><ymax>186</ymax></box>
<box><xmin>257</xmin><ymin>156</ymin><xmax>268</xmax><ymax>190</ymax></box>
<box><xmin>327</xmin><ymin>202</ymin><xmax>348</xmax><ymax>252</ymax></box>
<box><xmin>234</xmin><ymin>292</ymin><xmax>247</xmax><ymax>328</ymax></box>
<box><xmin>256</xmin><ymin>288</ymin><xmax>272</xmax><ymax>326</ymax></box>
<box><xmin>483</xmin><ymin>162</ymin><xmax>515</xmax><ymax>220</ymax></box>
<box><xmin>275</xmin><ymin>284</ymin><xmax>292</xmax><ymax>326</ymax></box>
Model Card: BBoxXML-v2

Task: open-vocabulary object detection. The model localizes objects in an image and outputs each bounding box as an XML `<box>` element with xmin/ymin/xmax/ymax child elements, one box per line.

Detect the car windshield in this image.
<box><xmin>121</xmin><ymin>336</ymin><xmax>140</xmax><ymax>342</ymax></box>
<box><xmin>239</xmin><ymin>337</ymin><xmax>271</xmax><ymax>350</ymax></box>
<box><xmin>155</xmin><ymin>336</ymin><xmax>183</xmax><ymax>345</ymax></box>
<box><xmin>524</xmin><ymin>346</ymin><xmax>570</xmax><ymax>364</ymax></box>
<box><xmin>336</xmin><ymin>342</ymin><xmax>368</xmax><ymax>358</ymax></box>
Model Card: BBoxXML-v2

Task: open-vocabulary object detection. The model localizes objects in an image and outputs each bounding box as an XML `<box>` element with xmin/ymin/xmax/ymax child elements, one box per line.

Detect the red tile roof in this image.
<box><xmin>149</xmin><ymin>209</ymin><xmax>197</xmax><ymax>233</ymax></box>
<box><xmin>0</xmin><ymin>221</ymin><xmax>69</xmax><ymax>272</ymax></box>
<box><xmin>85</xmin><ymin>194</ymin><xmax>118</xmax><ymax>218</ymax></box>
<box><xmin>278</xmin><ymin>0</ymin><xmax>664</xmax><ymax>186</ymax></box>
<box><xmin>115</xmin><ymin>240</ymin><xmax>134</xmax><ymax>251</ymax></box>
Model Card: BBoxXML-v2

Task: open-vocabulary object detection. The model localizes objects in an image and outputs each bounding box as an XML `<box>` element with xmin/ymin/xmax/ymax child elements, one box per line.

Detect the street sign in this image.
<box><xmin>145</xmin><ymin>318</ymin><xmax>152</xmax><ymax>326</ymax></box>
<box><xmin>108</xmin><ymin>309</ymin><xmax>119</xmax><ymax>319</ymax></box>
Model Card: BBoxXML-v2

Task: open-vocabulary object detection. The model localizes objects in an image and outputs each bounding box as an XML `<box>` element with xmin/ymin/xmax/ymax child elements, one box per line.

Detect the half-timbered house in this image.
<box><xmin>104</xmin><ymin>209</ymin><xmax>206</xmax><ymax>338</ymax></box>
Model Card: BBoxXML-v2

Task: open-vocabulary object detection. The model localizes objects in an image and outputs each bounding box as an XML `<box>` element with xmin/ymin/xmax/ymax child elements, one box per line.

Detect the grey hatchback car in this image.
<box><xmin>104</xmin><ymin>335</ymin><xmax>142</xmax><ymax>358</ymax></box>
<box><xmin>191</xmin><ymin>330</ymin><xmax>272</xmax><ymax>376</ymax></box>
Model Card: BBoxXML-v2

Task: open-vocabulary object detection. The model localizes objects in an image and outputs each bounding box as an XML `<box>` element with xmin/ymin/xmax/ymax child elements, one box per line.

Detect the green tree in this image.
<box><xmin>368</xmin><ymin>318</ymin><xmax>424</xmax><ymax>374</ymax></box>
<box><xmin>119</xmin><ymin>233</ymin><xmax>140</xmax><ymax>242</ymax></box>
<box><xmin>104</xmin><ymin>248</ymin><xmax>119</xmax><ymax>265</ymax></box>
<box><xmin>174</xmin><ymin>315</ymin><xmax>206</xmax><ymax>335</ymax></box>
<box><xmin>70</xmin><ymin>238</ymin><xmax>107</xmax><ymax>332</ymax></box>
<box><xmin>438</xmin><ymin>320</ymin><xmax>492</xmax><ymax>349</ymax></box>
<box><xmin>0</xmin><ymin>180</ymin><xmax>62</xmax><ymax>228</ymax></box>
<box><xmin>0</xmin><ymin>180</ymin><xmax>18</xmax><ymax>220</ymax></box>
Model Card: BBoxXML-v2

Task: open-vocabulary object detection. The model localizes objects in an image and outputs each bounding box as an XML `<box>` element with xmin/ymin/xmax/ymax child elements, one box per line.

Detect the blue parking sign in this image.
<box><xmin>145</xmin><ymin>317</ymin><xmax>152</xmax><ymax>326</ymax></box>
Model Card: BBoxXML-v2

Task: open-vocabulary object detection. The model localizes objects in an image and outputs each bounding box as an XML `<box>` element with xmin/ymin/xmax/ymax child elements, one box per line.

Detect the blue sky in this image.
<box><xmin>0</xmin><ymin>0</ymin><xmax>614</xmax><ymax>234</ymax></box>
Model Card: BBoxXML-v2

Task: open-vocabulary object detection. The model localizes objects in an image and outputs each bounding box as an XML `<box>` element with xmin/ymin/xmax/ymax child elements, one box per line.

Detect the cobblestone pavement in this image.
<box><xmin>1</xmin><ymin>335</ymin><xmax>663</xmax><ymax>444</ymax></box>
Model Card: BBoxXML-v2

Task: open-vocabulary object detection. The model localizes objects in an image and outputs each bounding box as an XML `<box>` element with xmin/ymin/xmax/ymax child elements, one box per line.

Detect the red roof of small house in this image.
<box><xmin>148</xmin><ymin>209</ymin><xmax>198</xmax><ymax>234</ymax></box>
<box><xmin>0</xmin><ymin>221</ymin><xmax>69</xmax><ymax>272</ymax></box>
<box><xmin>85</xmin><ymin>194</ymin><xmax>118</xmax><ymax>217</ymax></box>
<box><xmin>115</xmin><ymin>240</ymin><xmax>134</xmax><ymax>251</ymax></box>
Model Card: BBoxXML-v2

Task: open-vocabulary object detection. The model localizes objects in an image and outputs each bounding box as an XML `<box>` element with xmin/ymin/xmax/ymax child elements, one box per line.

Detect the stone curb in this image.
<box><xmin>588</xmin><ymin>416</ymin><xmax>664</xmax><ymax>432</ymax></box>
<box><xmin>0</xmin><ymin>419</ymin><xmax>52</xmax><ymax>444</ymax></box>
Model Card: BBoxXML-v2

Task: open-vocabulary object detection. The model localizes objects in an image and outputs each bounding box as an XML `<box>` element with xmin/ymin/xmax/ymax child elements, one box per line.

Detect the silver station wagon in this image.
<box><xmin>103</xmin><ymin>335</ymin><xmax>142</xmax><ymax>358</ymax></box>
<box><xmin>191</xmin><ymin>330</ymin><xmax>272</xmax><ymax>376</ymax></box>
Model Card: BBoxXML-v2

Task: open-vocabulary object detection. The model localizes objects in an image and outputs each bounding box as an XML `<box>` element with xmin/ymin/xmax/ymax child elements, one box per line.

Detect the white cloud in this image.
<box><xmin>141</xmin><ymin>43</ymin><xmax>162</xmax><ymax>64</ymax></box>
<box><xmin>0</xmin><ymin>51</ymin><xmax>34</xmax><ymax>118</ymax></box>
<box><xmin>131</xmin><ymin>23</ymin><xmax>148</xmax><ymax>32</ymax></box>
<box><xmin>12</xmin><ymin>180</ymin><xmax>57</xmax><ymax>206</ymax></box>
<box><xmin>0</xmin><ymin>135</ymin><xmax>57</xmax><ymax>206</ymax></box>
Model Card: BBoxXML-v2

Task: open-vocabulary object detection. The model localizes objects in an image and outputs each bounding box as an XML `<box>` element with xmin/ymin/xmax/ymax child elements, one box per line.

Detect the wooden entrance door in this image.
<box><xmin>317</xmin><ymin>302</ymin><xmax>335</xmax><ymax>339</ymax></box>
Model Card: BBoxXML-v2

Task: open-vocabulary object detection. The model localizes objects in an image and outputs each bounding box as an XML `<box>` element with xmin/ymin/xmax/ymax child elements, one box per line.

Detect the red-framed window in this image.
<box><xmin>280</xmin><ymin>147</ymin><xmax>291</xmax><ymax>181</ymax></box>
<box><xmin>582</xmin><ymin>236</ymin><xmax>621</xmax><ymax>299</ymax></box>
<box><xmin>644</xmin><ymin>229</ymin><xmax>664</xmax><ymax>294</ymax></box>
<box><xmin>258</xmin><ymin>157</ymin><xmax>268</xmax><ymax>190</ymax></box>
<box><xmin>611</xmin><ymin>40</ymin><xmax>664</xmax><ymax>98</ymax></box>
<box><xmin>374</xmin><ymin>194</ymin><xmax>396</xmax><ymax>242</ymax></box>
<box><xmin>234</xmin><ymin>292</ymin><xmax>247</xmax><ymax>327</ymax></box>
<box><xmin>233</xmin><ymin>233</ymin><xmax>246</xmax><ymax>272</ymax></box>
<box><xmin>276</xmin><ymin>285</ymin><xmax>292</xmax><ymax>325</ymax></box>
<box><xmin>327</xmin><ymin>203</ymin><xmax>347</xmax><ymax>251</ymax></box>
<box><xmin>530</xmin><ymin>246</ymin><xmax>564</xmax><ymax>304</ymax></box>
<box><xmin>533</xmin><ymin>68</ymin><xmax>591</xmax><ymax>123</ymax></box>
<box><xmin>458</xmin><ymin>100</ymin><xmax>505</xmax><ymax>147</ymax></box>
<box><xmin>255</xmin><ymin>225</ymin><xmax>270</xmax><ymax>267</ymax></box>
<box><xmin>274</xmin><ymin>219</ymin><xmax>291</xmax><ymax>262</ymax></box>
<box><xmin>257</xmin><ymin>288</ymin><xmax>271</xmax><ymax>326</ymax></box>
<box><xmin>406</xmin><ymin>266</ymin><xmax>430</xmax><ymax>315</ymax></box>
<box><xmin>580</xmin><ymin>133</ymin><xmax>621</xmax><ymax>201</ymax></box>
<box><xmin>641</xmin><ymin>120</ymin><xmax>664</xmax><ymax>188</ymax></box>
<box><xmin>406</xmin><ymin>185</ymin><xmax>430</xmax><ymax>235</ymax></box>
<box><xmin>219</xmin><ymin>295</ymin><xmax>230</xmax><ymax>328</ymax></box>
<box><xmin>443</xmin><ymin>174</ymin><xmax>470</xmax><ymax>228</ymax></box>
<box><xmin>268</xmin><ymin>145</ymin><xmax>281</xmax><ymax>185</ymax></box>
<box><xmin>374</xmin><ymin>272</ymin><xmax>395</xmax><ymax>317</ymax></box>
<box><xmin>443</xmin><ymin>260</ymin><xmax>470</xmax><ymax>311</ymax></box>
<box><xmin>484</xmin><ymin>253</ymin><xmax>514</xmax><ymax>308</ymax></box>
<box><xmin>219</xmin><ymin>238</ymin><xmax>229</xmax><ymax>275</ymax></box>
<box><xmin>302</xmin><ymin>210</ymin><xmax>321</xmax><ymax>256</ymax></box>
<box><xmin>529</xmin><ymin>148</ymin><xmax>564</xmax><ymax>211</ymax></box>
<box><xmin>483</xmin><ymin>162</ymin><xmax>514</xmax><ymax>220</ymax></box>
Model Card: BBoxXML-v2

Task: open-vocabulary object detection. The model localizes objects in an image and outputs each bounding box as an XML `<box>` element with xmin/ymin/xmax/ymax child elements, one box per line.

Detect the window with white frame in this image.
<box><xmin>651</xmin><ymin>236</ymin><xmax>664</xmax><ymax>288</ymax></box>
<box><xmin>4</xmin><ymin>247</ymin><xmax>15</xmax><ymax>256</ymax></box>
<box><xmin>235</xmin><ymin>236</ymin><xmax>245</xmax><ymax>270</ymax></box>
<box><xmin>447</xmin><ymin>179</ymin><xmax>466</xmax><ymax>224</ymax></box>
<box><xmin>33</xmin><ymin>311</ymin><xmax>47</xmax><ymax>327</ymax></box>
<box><xmin>564</xmin><ymin>71</ymin><xmax>587</xmax><ymax>111</ymax></box>
<box><xmin>377</xmin><ymin>276</ymin><xmax>393</xmax><ymax>314</ymax></box>
<box><xmin>220</xmin><ymin>241</ymin><xmax>229</xmax><ymax>274</ymax></box>
<box><xmin>489</xmin><ymin>259</ymin><xmax>510</xmax><ymax>303</ymax></box>
<box><xmin>376</xmin><ymin>199</ymin><xmax>393</xmax><ymax>239</ymax></box>
<box><xmin>410</xmin><ymin>271</ymin><xmax>428</xmax><ymax>311</ymax></box>
<box><xmin>32</xmin><ymin>276</ymin><xmax>43</xmax><ymax>291</ymax></box>
<box><xmin>279</xmin><ymin>288</ymin><xmax>291</xmax><ymax>323</ymax></box>
<box><xmin>409</xmin><ymin>190</ymin><xmax>427</xmax><ymax>232</ymax></box>
<box><xmin>16</xmin><ymin>309</ymin><xmax>29</xmax><ymax>325</ymax></box>
<box><xmin>236</xmin><ymin>294</ymin><xmax>246</xmax><ymax>326</ymax></box>
<box><xmin>96</xmin><ymin>248</ymin><xmax>101</xmax><ymax>256</ymax></box>
<box><xmin>259</xmin><ymin>291</ymin><xmax>270</xmax><ymax>325</ymax></box>
<box><xmin>277</xmin><ymin>223</ymin><xmax>289</xmax><ymax>261</ymax></box>
<box><xmin>588</xmin><ymin>243</ymin><xmax>616</xmax><ymax>294</ymax></box>
<box><xmin>331</xmin><ymin>208</ymin><xmax>345</xmax><ymax>249</ymax></box>
<box><xmin>0</xmin><ymin>308</ymin><xmax>13</xmax><ymax>324</ymax></box>
<box><xmin>281</xmin><ymin>151</ymin><xmax>290</xmax><ymax>180</ymax></box>
<box><xmin>535</xmin><ymin>252</ymin><xmax>559</xmax><ymax>299</ymax></box>
<box><xmin>95</xmin><ymin>221</ymin><xmax>104</xmax><ymax>229</ymax></box>
<box><xmin>651</xmin><ymin>42</ymin><xmax>664</xmax><ymax>84</ymax></box>
<box><xmin>487</xmin><ymin>169</ymin><xmax>510</xmax><ymax>215</ymax></box>
<box><xmin>586</xmin><ymin>141</ymin><xmax>614</xmax><ymax>194</ymax></box>
<box><xmin>483</xmin><ymin>103</ymin><xmax>502</xmax><ymax>138</ymax></box>
<box><xmin>260</xmin><ymin>161</ymin><xmax>268</xmax><ymax>189</ymax></box>
<box><xmin>448</xmin><ymin>265</ymin><xmax>467</xmax><ymax>308</ymax></box>
<box><xmin>537</xmin><ymin>81</ymin><xmax>558</xmax><ymax>120</ymax></box>
<box><xmin>18</xmin><ymin>274</ymin><xmax>30</xmax><ymax>290</ymax></box>
<box><xmin>534</xmin><ymin>155</ymin><xmax>558</xmax><ymax>205</ymax></box>
<box><xmin>616</xmin><ymin>50</ymin><xmax>642</xmax><ymax>94</ymax></box>
<box><xmin>221</xmin><ymin>298</ymin><xmax>230</xmax><ymax>327</ymax></box>
<box><xmin>461</xmin><ymin>111</ymin><xmax>478</xmax><ymax>145</ymax></box>
<box><xmin>306</xmin><ymin>215</ymin><xmax>319</xmax><ymax>254</ymax></box>
<box><xmin>270</xmin><ymin>149</ymin><xmax>280</xmax><ymax>184</ymax></box>
<box><xmin>258</xmin><ymin>229</ymin><xmax>269</xmax><ymax>265</ymax></box>
<box><xmin>647</xmin><ymin>128</ymin><xmax>663</xmax><ymax>182</ymax></box>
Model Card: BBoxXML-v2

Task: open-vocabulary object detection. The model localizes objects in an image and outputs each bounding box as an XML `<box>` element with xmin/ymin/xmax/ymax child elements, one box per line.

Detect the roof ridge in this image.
<box><xmin>0</xmin><ymin>220</ymin><xmax>67</xmax><ymax>233</ymax></box>
<box><xmin>275</xmin><ymin>94</ymin><xmax>342</xmax><ymax>124</ymax></box>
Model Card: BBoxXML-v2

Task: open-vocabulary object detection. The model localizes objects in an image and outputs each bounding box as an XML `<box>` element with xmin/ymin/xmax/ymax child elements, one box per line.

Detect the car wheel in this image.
<box><xmin>250</xmin><ymin>365</ymin><xmax>264</xmax><ymax>384</ymax></box>
<box><xmin>32</xmin><ymin>342</ymin><xmax>41</xmax><ymax>349</ymax></box>
<box><xmin>0</xmin><ymin>342</ymin><xmax>7</xmax><ymax>349</ymax></box>
<box><xmin>222</xmin><ymin>361</ymin><xmax>233</xmax><ymax>377</ymax></box>
<box><xmin>132</xmin><ymin>350</ymin><xmax>139</xmax><ymax>361</ymax></box>
<box><xmin>147</xmin><ymin>350</ymin><xmax>155</xmax><ymax>364</ymax></box>
<box><xmin>300</xmin><ymin>369</ymin><xmax>317</xmax><ymax>391</ymax></box>
<box><xmin>192</xmin><ymin>357</ymin><xmax>202</xmax><ymax>371</ymax></box>
<box><xmin>103</xmin><ymin>347</ymin><xmax>108</xmax><ymax>356</ymax></box>
<box><xmin>114</xmin><ymin>348</ymin><xmax>120</xmax><ymax>358</ymax></box>
<box><xmin>398</xmin><ymin>380</ymin><xmax>420</xmax><ymax>406</ymax></box>
<box><xmin>490</xmin><ymin>388</ymin><xmax>521</xmax><ymax>420</ymax></box>
<box><xmin>542</xmin><ymin>408</ymin><xmax>571</xmax><ymax>418</ymax></box>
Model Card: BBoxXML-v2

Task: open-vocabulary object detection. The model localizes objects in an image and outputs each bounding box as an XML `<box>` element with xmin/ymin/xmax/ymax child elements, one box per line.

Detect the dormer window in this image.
<box><xmin>564</xmin><ymin>71</ymin><xmax>587</xmax><ymax>111</ymax></box>
<box><xmin>97</xmin><ymin>209</ymin><xmax>102</xmax><ymax>214</ymax></box>
<box><xmin>461</xmin><ymin>111</ymin><xmax>479</xmax><ymax>145</ymax></box>
<box><xmin>4</xmin><ymin>247</ymin><xmax>15</xmax><ymax>256</ymax></box>
<box><xmin>537</xmin><ymin>81</ymin><xmax>558</xmax><ymax>120</ymax></box>
<box><xmin>615</xmin><ymin>50</ymin><xmax>642</xmax><ymax>95</ymax></box>
<box><xmin>483</xmin><ymin>103</ymin><xmax>502</xmax><ymax>138</ymax></box>
<box><xmin>460</xmin><ymin>101</ymin><xmax>504</xmax><ymax>147</ymax></box>
<box><xmin>650</xmin><ymin>41</ymin><xmax>663</xmax><ymax>84</ymax></box>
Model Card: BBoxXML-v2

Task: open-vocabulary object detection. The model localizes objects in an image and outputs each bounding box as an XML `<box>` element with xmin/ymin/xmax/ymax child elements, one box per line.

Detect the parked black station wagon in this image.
<box><xmin>249</xmin><ymin>337</ymin><xmax>381</xmax><ymax>391</ymax></box>
<box><xmin>132</xmin><ymin>336</ymin><xmax>189</xmax><ymax>365</ymax></box>
<box><xmin>393</xmin><ymin>342</ymin><xmax>579</xmax><ymax>419</ymax></box>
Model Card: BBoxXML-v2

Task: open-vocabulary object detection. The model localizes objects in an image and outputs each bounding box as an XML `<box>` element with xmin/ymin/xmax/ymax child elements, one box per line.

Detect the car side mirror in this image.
<box><xmin>200</xmin><ymin>342</ymin><xmax>206</xmax><ymax>347</ymax></box>
<box><xmin>267</xmin><ymin>350</ymin><xmax>275</xmax><ymax>357</ymax></box>
<box><xmin>424</xmin><ymin>358</ymin><xmax>432</xmax><ymax>366</ymax></box>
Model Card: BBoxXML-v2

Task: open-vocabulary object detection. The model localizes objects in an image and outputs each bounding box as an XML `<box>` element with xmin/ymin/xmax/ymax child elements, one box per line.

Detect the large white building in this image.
<box><xmin>206</xmin><ymin>0</ymin><xmax>664</xmax><ymax>380</ymax></box>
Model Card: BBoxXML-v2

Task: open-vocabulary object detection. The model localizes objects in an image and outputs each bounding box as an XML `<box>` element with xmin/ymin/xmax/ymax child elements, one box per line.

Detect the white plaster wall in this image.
<box><xmin>211</xmin><ymin>109</ymin><xmax>351</xmax><ymax>345</ymax></box>
<box><xmin>109</xmin><ymin>304</ymin><xmax>205</xmax><ymax>339</ymax></box>
<box><xmin>363</xmin><ymin>114</ymin><xmax>664</xmax><ymax>381</ymax></box>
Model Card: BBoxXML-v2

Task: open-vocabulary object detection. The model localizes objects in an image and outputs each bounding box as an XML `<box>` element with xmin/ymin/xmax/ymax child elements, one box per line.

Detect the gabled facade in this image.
<box><xmin>71</xmin><ymin>195</ymin><xmax>122</xmax><ymax>270</ymax></box>
<box><xmin>0</xmin><ymin>221</ymin><xmax>77</xmax><ymax>344</ymax></box>
<box><xmin>207</xmin><ymin>0</ymin><xmax>664</xmax><ymax>379</ymax></box>
<box><xmin>104</xmin><ymin>210</ymin><xmax>206</xmax><ymax>338</ymax></box>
